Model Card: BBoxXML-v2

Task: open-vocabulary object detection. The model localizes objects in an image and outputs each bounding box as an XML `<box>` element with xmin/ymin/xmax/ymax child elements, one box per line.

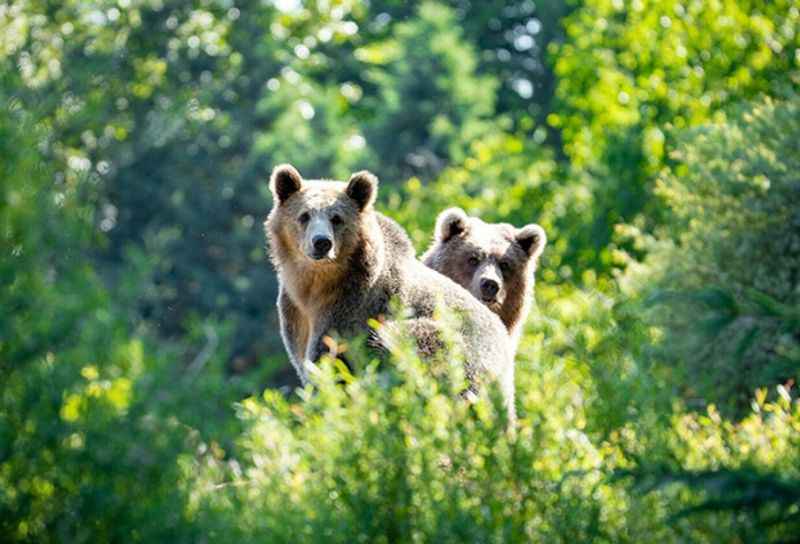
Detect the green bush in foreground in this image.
<box><xmin>192</xmin><ymin>348</ymin><xmax>658</xmax><ymax>543</ymax></box>
<box><xmin>181</xmin><ymin>330</ymin><xmax>800</xmax><ymax>543</ymax></box>
<box><xmin>626</xmin><ymin>387</ymin><xmax>800</xmax><ymax>542</ymax></box>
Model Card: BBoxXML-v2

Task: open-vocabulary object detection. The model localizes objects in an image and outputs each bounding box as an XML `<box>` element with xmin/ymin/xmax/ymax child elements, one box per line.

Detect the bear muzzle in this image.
<box><xmin>480</xmin><ymin>278</ymin><xmax>500</xmax><ymax>299</ymax></box>
<box><xmin>310</xmin><ymin>235</ymin><xmax>334</xmax><ymax>260</ymax></box>
<box><xmin>473</xmin><ymin>266</ymin><xmax>505</xmax><ymax>309</ymax></box>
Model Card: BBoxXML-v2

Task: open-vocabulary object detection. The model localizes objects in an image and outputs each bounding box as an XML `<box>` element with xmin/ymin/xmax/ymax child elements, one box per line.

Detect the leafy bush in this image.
<box><xmin>624</xmin><ymin>390</ymin><xmax>800</xmax><ymax>542</ymax></box>
<box><xmin>0</xmin><ymin>95</ymin><xmax>262</xmax><ymax>543</ymax></box>
<box><xmin>190</xmin><ymin>345</ymin><xmax>665</xmax><ymax>543</ymax></box>
<box><xmin>623</xmin><ymin>96</ymin><xmax>800</xmax><ymax>415</ymax></box>
<box><xmin>176</xmin><ymin>313</ymin><xmax>800</xmax><ymax>543</ymax></box>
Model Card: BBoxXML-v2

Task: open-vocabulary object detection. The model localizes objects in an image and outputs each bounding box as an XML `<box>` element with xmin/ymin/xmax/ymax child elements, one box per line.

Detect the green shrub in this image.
<box><xmin>623</xmin><ymin>96</ymin><xmax>800</xmax><ymax>416</ymax></box>
<box><xmin>179</xmin><ymin>313</ymin><xmax>800</xmax><ymax>543</ymax></box>
<box><xmin>623</xmin><ymin>389</ymin><xmax>800</xmax><ymax>542</ymax></box>
<box><xmin>191</xmin><ymin>345</ymin><xmax>667</xmax><ymax>543</ymax></box>
<box><xmin>0</xmin><ymin>94</ymin><xmax>261</xmax><ymax>544</ymax></box>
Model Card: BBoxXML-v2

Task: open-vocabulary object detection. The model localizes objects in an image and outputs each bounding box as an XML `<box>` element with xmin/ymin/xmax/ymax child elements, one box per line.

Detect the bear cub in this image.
<box><xmin>265</xmin><ymin>165</ymin><xmax>515</xmax><ymax>419</ymax></box>
<box><xmin>422</xmin><ymin>208</ymin><xmax>546</xmax><ymax>354</ymax></box>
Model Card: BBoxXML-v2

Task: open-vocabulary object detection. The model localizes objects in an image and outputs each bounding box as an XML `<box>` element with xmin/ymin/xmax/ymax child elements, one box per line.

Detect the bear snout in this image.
<box><xmin>311</xmin><ymin>235</ymin><xmax>333</xmax><ymax>260</ymax></box>
<box><xmin>479</xmin><ymin>277</ymin><xmax>500</xmax><ymax>299</ymax></box>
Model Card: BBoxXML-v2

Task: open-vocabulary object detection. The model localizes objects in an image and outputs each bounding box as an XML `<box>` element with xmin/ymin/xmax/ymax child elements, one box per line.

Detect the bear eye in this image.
<box><xmin>298</xmin><ymin>212</ymin><xmax>310</xmax><ymax>224</ymax></box>
<box><xmin>331</xmin><ymin>214</ymin><xmax>343</xmax><ymax>226</ymax></box>
<box><xmin>468</xmin><ymin>255</ymin><xmax>480</xmax><ymax>267</ymax></box>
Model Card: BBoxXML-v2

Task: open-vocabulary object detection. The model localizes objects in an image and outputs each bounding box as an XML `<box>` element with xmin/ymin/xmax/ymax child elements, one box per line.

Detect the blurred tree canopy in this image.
<box><xmin>553</xmin><ymin>0</ymin><xmax>800</xmax><ymax>269</ymax></box>
<box><xmin>2</xmin><ymin>0</ymin><xmax>800</xmax><ymax>541</ymax></box>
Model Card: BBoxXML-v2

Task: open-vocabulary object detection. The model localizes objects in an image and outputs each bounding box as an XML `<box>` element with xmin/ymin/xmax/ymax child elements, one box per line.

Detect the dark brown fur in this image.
<box><xmin>422</xmin><ymin>208</ymin><xmax>546</xmax><ymax>354</ymax></box>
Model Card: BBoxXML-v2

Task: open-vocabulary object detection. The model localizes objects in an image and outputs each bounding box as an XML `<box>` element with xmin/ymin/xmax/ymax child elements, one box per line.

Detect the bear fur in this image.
<box><xmin>422</xmin><ymin>208</ymin><xmax>546</xmax><ymax>355</ymax></box>
<box><xmin>265</xmin><ymin>165</ymin><xmax>515</xmax><ymax>419</ymax></box>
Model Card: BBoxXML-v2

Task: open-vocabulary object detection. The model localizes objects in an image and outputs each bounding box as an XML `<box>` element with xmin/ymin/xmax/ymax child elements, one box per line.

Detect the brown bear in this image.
<box><xmin>264</xmin><ymin>165</ymin><xmax>516</xmax><ymax>420</ymax></box>
<box><xmin>422</xmin><ymin>208</ymin><xmax>546</xmax><ymax>355</ymax></box>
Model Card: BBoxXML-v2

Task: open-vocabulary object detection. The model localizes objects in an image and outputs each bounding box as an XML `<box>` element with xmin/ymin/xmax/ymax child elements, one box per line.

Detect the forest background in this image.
<box><xmin>2</xmin><ymin>0</ymin><xmax>800</xmax><ymax>541</ymax></box>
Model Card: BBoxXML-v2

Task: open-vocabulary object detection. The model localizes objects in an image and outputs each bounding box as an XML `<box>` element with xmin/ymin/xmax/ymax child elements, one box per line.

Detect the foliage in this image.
<box><xmin>0</xmin><ymin>99</ymin><xmax>263</xmax><ymax>542</ymax></box>
<box><xmin>191</xmin><ymin>343</ymin><xmax>662</xmax><ymax>543</ymax></box>
<box><xmin>183</xmin><ymin>331</ymin><xmax>800</xmax><ymax>543</ymax></box>
<box><xmin>552</xmin><ymin>0</ymin><xmax>800</xmax><ymax>271</ymax></box>
<box><xmin>625</xmin><ymin>391</ymin><xmax>800</xmax><ymax>542</ymax></box>
<box><xmin>623</xmin><ymin>96</ymin><xmax>800</xmax><ymax>416</ymax></box>
<box><xmin>2</xmin><ymin>0</ymin><xmax>800</xmax><ymax>541</ymax></box>
<box><xmin>363</xmin><ymin>2</ymin><xmax>497</xmax><ymax>182</ymax></box>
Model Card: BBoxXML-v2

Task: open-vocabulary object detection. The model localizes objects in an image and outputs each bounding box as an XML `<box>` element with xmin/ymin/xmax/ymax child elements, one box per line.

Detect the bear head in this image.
<box><xmin>423</xmin><ymin>207</ymin><xmax>546</xmax><ymax>325</ymax></box>
<box><xmin>266</xmin><ymin>164</ymin><xmax>379</xmax><ymax>269</ymax></box>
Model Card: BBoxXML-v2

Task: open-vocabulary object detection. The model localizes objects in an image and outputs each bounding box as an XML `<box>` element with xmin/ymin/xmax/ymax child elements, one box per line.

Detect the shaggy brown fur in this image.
<box><xmin>265</xmin><ymin>165</ymin><xmax>516</xmax><ymax>420</ymax></box>
<box><xmin>422</xmin><ymin>208</ymin><xmax>546</xmax><ymax>354</ymax></box>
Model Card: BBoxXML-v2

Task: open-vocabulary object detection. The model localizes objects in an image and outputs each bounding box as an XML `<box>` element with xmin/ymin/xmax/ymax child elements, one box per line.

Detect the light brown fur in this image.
<box><xmin>265</xmin><ymin>166</ymin><xmax>517</xmax><ymax>420</ymax></box>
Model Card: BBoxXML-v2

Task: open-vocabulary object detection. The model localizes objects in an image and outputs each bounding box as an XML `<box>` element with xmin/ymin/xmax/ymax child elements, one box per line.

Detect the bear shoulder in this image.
<box><xmin>377</xmin><ymin>213</ymin><xmax>416</xmax><ymax>261</ymax></box>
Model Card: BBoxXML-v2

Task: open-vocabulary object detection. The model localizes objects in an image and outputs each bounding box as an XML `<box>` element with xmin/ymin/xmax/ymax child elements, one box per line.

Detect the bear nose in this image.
<box><xmin>480</xmin><ymin>278</ymin><xmax>499</xmax><ymax>298</ymax></box>
<box><xmin>312</xmin><ymin>236</ymin><xmax>332</xmax><ymax>256</ymax></box>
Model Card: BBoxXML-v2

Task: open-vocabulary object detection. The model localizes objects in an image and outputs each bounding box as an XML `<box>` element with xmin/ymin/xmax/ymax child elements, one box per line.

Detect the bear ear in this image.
<box><xmin>346</xmin><ymin>170</ymin><xmax>378</xmax><ymax>211</ymax></box>
<box><xmin>435</xmin><ymin>207</ymin><xmax>469</xmax><ymax>243</ymax></box>
<box><xmin>270</xmin><ymin>164</ymin><xmax>303</xmax><ymax>204</ymax></box>
<box><xmin>516</xmin><ymin>224</ymin><xmax>546</xmax><ymax>259</ymax></box>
